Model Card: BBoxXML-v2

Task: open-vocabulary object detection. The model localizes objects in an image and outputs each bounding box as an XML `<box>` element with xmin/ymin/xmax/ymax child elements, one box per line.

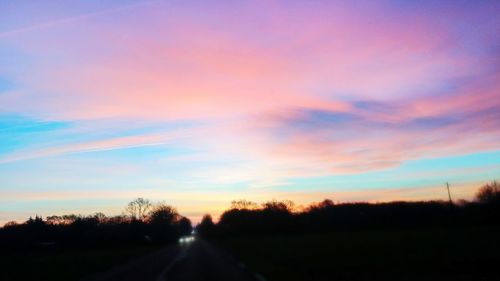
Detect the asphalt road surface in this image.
<box><xmin>84</xmin><ymin>237</ymin><xmax>262</xmax><ymax>281</ymax></box>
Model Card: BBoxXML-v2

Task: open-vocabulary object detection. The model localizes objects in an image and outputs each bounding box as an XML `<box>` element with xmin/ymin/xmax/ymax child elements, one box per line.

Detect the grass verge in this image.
<box><xmin>220</xmin><ymin>226</ymin><xmax>500</xmax><ymax>281</ymax></box>
<box><xmin>0</xmin><ymin>245</ymin><xmax>157</xmax><ymax>281</ymax></box>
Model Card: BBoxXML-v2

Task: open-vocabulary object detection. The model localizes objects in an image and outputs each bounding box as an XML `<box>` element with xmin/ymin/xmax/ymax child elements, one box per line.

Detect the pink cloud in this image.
<box><xmin>0</xmin><ymin>0</ymin><xmax>498</xmax><ymax>181</ymax></box>
<box><xmin>1</xmin><ymin>0</ymin><xmax>487</xmax><ymax>122</ymax></box>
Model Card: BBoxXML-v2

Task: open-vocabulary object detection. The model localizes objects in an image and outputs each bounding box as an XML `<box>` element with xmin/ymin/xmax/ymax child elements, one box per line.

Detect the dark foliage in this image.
<box><xmin>148</xmin><ymin>204</ymin><xmax>185</xmax><ymax>243</ymax></box>
<box><xmin>475</xmin><ymin>181</ymin><xmax>500</xmax><ymax>204</ymax></box>
<box><xmin>196</xmin><ymin>214</ymin><xmax>216</xmax><ymax>237</ymax></box>
<box><xmin>199</xmin><ymin>183</ymin><xmax>500</xmax><ymax>238</ymax></box>
<box><xmin>0</xmin><ymin>199</ymin><xmax>192</xmax><ymax>253</ymax></box>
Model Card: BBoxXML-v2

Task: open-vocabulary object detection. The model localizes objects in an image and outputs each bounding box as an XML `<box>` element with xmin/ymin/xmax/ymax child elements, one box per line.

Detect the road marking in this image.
<box><xmin>155</xmin><ymin>243</ymin><xmax>192</xmax><ymax>281</ymax></box>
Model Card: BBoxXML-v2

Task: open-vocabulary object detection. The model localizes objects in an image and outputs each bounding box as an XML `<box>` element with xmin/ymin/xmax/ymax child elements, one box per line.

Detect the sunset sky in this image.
<box><xmin>1</xmin><ymin>0</ymin><xmax>499</xmax><ymax>224</ymax></box>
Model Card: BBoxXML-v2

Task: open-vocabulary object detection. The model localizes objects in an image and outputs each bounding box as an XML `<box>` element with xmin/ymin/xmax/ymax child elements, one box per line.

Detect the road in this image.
<box><xmin>84</xmin><ymin>237</ymin><xmax>262</xmax><ymax>281</ymax></box>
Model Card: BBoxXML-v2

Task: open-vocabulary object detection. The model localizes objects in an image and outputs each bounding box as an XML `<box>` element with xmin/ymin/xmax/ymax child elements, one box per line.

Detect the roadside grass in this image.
<box><xmin>220</xmin><ymin>226</ymin><xmax>500</xmax><ymax>281</ymax></box>
<box><xmin>0</xmin><ymin>245</ymin><xmax>156</xmax><ymax>281</ymax></box>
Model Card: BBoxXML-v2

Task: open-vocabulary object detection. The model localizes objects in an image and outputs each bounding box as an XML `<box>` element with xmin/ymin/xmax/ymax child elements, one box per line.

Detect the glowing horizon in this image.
<box><xmin>1</xmin><ymin>0</ymin><xmax>499</xmax><ymax>224</ymax></box>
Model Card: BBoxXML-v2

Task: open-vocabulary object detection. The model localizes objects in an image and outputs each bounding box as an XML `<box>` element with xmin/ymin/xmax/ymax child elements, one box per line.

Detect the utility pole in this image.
<box><xmin>446</xmin><ymin>182</ymin><xmax>453</xmax><ymax>204</ymax></box>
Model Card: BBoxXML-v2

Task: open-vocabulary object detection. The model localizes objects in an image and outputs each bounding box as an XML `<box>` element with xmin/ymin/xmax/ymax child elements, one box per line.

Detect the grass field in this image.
<box><xmin>0</xmin><ymin>245</ymin><xmax>156</xmax><ymax>281</ymax></box>
<box><xmin>221</xmin><ymin>226</ymin><xmax>500</xmax><ymax>281</ymax></box>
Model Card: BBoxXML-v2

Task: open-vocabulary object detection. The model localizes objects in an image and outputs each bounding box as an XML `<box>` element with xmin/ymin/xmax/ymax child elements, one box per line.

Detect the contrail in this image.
<box><xmin>0</xmin><ymin>131</ymin><xmax>184</xmax><ymax>164</ymax></box>
<box><xmin>0</xmin><ymin>0</ymin><xmax>159</xmax><ymax>39</ymax></box>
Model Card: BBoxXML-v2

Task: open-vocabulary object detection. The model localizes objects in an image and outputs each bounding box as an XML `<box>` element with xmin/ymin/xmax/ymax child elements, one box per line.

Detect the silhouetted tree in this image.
<box><xmin>475</xmin><ymin>181</ymin><xmax>500</xmax><ymax>204</ymax></box>
<box><xmin>46</xmin><ymin>215</ymin><xmax>64</xmax><ymax>225</ymax></box>
<box><xmin>107</xmin><ymin>215</ymin><xmax>129</xmax><ymax>224</ymax></box>
<box><xmin>262</xmin><ymin>199</ymin><xmax>294</xmax><ymax>212</ymax></box>
<box><xmin>231</xmin><ymin>199</ymin><xmax>258</xmax><ymax>210</ymax></box>
<box><xmin>26</xmin><ymin>215</ymin><xmax>45</xmax><ymax>226</ymax></box>
<box><xmin>148</xmin><ymin>203</ymin><xmax>179</xmax><ymax>242</ymax></box>
<box><xmin>318</xmin><ymin>199</ymin><xmax>335</xmax><ymax>208</ymax></box>
<box><xmin>62</xmin><ymin>214</ymin><xmax>78</xmax><ymax>224</ymax></box>
<box><xmin>3</xmin><ymin>221</ymin><xmax>18</xmax><ymax>228</ymax></box>
<box><xmin>93</xmin><ymin>212</ymin><xmax>107</xmax><ymax>222</ymax></box>
<box><xmin>177</xmin><ymin>217</ymin><xmax>192</xmax><ymax>236</ymax></box>
<box><xmin>3</xmin><ymin>182</ymin><xmax>500</xmax><ymax>254</ymax></box>
<box><xmin>125</xmin><ymin>198</ymin><xmax>152</xmax><ymax>221</ymax></box>
<box><xmin>148</xmin><ymin>204</ymin><xmax>179</xmax><ymax>224</ymax></box>
<box><xmin>197</xmin><ymin>214</ymin><xmax>216</xmax><ymax>237</ymax></box>
<box><xmin>307</xmin><ymin>199</ymin><xmax>335</xmax><ymax>212</ymax></box>
<box><xmin>0</xmin><ymin>200</ymin><xmax>191</xmax><ymax>252</ymax></box>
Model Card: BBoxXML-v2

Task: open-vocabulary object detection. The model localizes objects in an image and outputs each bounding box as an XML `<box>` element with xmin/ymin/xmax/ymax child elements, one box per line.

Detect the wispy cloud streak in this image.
<box><xmin>0</xmin><ymin>0</ymin><xmax>158</xmax><ymax>38</ymax></box>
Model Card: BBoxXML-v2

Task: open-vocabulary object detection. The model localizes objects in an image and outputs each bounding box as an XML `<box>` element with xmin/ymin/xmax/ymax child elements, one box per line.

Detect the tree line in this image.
<box><xmin>0</xmin><ymin>198</ymin><xmax>192</xmax><ymax>252</ymax></box>
<box><xmin>197</xmin><ymin>181</ymin><xmax>500</xmax><ymax>237</ymax></box>
<box><xmin>1</xmin><ymin>181</ymin><xmax>499</xmax><ymax>250</ymax></box>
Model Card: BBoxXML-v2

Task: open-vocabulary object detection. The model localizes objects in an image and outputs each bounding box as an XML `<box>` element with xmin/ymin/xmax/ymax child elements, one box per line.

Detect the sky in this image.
<box><xmin>1</xmin><ymin>0</ymin><xmax>499</xmax><ymax>224</ymax></box>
